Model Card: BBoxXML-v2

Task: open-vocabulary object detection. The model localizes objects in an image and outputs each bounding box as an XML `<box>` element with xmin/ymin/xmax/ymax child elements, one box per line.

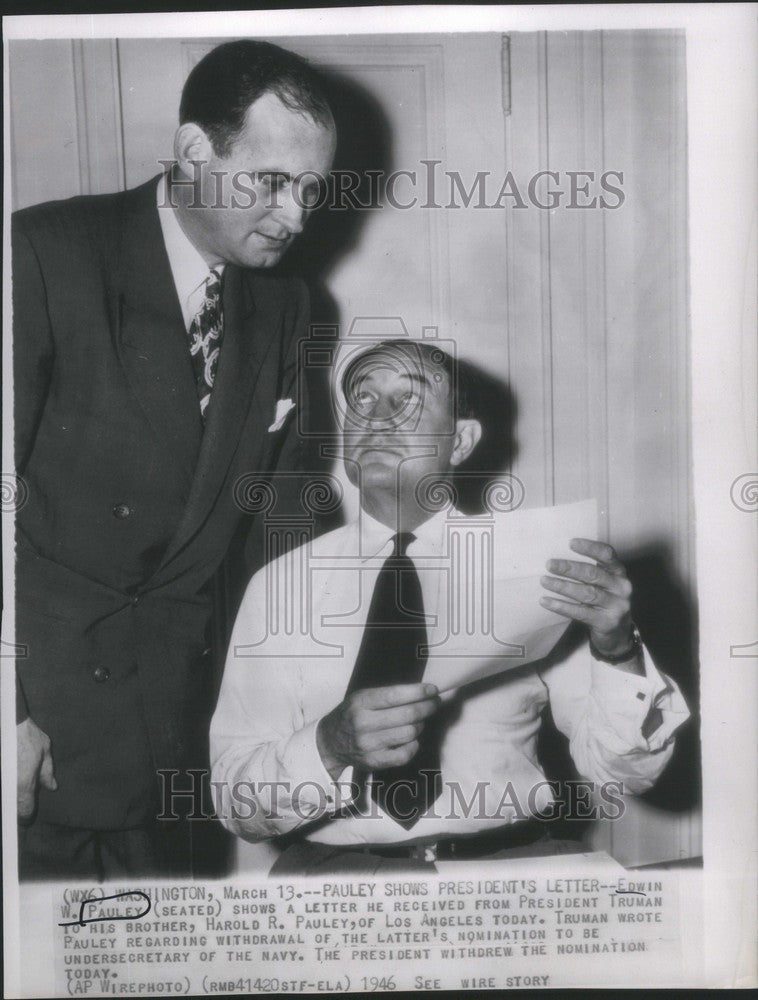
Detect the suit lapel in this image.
<box><xmin>110</xmin><ymin>176</ymin><xmax>202</xmax><ymax>485</ymax></box>
<box><xmin>155</xmin><ymin>265</ymin><xmax>283</xmax><ymax>571</ymax></box>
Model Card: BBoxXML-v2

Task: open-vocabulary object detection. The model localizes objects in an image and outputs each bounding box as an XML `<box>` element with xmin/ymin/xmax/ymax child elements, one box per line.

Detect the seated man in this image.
<box><xmin>210</xmin><ymin>339</ymin><xmax>690</xmax><ymax>874</ymax></box>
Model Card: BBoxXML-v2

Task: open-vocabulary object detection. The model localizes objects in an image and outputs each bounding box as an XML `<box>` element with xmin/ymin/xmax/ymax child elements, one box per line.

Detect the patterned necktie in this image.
<box><xmin>346</xmin><ymin>531</ymin><xmax>442</xmax><ymax>828</ymax></box>
<box><xmin>188</xmin><ymin>268</ymin><xmax>224</xmax><ymax>423</ymax></box>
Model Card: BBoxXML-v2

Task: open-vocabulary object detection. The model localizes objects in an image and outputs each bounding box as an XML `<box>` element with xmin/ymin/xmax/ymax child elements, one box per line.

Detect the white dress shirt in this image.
<box><xmin>210</xmin><ymin>507</ymin><xmax>690</xmax><ymax>846</ymax></box>
<box><xmin>157</xmin><ymin>173</ymin><xmax>225</xmax><ymax>330</ymax></box>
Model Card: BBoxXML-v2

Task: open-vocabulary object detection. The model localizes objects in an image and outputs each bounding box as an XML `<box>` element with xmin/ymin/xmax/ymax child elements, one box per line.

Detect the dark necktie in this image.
<box><xmin>188</xmin><ymin>268</ymin><xmax>224</xmax><ymax>423</ymax></box>
<box><xmin>346</xmin><ymin>531</ymin><xmax>441</xmax><ymax>828</ymax></box>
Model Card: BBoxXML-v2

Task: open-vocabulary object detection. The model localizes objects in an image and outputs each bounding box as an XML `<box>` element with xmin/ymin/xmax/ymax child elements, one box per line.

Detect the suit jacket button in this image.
<box><xmin>113</xmin><ymin>503</ymin><xmax>132</xmax><ymax>519</ymax></box>
<box><xmin>92</xmin><ymin>665</ymin><xmax>110</xmax><ymax>683</ymax></box>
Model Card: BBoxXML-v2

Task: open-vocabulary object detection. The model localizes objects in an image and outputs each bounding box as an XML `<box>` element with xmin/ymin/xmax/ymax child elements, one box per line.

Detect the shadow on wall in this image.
<box><xmin>275</xmin><ymin>67</ymin><xmax>394</xmax><ymax>488</ymax></box>
<box><xmin>538</xmin><ymin>541</ymin><xmax>701</xmax><ymax>839</ymax></box>
<box><xmin>626</xmin><ymin>544</ymin><xmax>701</xmax><ymax>813</ymax></box>
<box><xmin>277</xmin><ymin>66</ymin><xmax>394</xmax><ymax>320</ymax></box>
<box><xmin>451</xmin><ymin>358</ymin><xmax>519</xmax><ymax>513</ymax></box>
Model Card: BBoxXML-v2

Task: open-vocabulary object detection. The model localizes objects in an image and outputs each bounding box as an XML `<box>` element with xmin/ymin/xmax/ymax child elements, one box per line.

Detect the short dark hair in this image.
<box><xmin>340</xmin><ymin>339</ymin><xmax>479</xmax><ymax>422</ymax></box>
<box><xmin>179</xmin><ymin>40</ymin><xmax>333</xmax><ymax>156</ymax></box>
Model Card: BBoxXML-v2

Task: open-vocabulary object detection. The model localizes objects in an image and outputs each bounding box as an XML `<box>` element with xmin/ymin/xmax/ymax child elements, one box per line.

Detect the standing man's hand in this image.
<box><xmin>540</xmin><ymin>538</ymin><xmax>638</xmax><ymax>663</ymax></box>
<box><xmin>317</xmin><ymin>683</ymin><xmax>440</xmax><ymax>781</ymax></box>
<box><xmin>17</xmin><ymin>717</ymin><xmax>57</xmax><ymax>821</ymax></box>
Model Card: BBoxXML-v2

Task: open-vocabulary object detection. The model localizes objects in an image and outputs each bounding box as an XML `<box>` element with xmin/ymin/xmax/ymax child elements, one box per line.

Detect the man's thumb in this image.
<box><xmin>39</xmin><ymin>751</ymin><xmax>58</xmax><ymax>792</ymax></box>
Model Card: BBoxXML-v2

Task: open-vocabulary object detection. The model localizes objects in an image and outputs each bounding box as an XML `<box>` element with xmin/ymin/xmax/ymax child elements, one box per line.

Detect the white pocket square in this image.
<box><xmin>268</xmin><ymin>398</ymin><xmax>296</xmax><ymax>432</ymax></box>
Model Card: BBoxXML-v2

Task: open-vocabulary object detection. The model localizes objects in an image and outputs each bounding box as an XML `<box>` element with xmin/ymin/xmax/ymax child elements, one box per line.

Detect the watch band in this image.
<box><xmin>589</xmin><ymin>622</ymin><xmax>643</xmax><ymax>665</ymax></box>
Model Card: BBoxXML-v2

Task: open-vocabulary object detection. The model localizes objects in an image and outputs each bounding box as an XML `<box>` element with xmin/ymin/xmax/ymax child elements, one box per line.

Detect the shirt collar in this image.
<box><xmin>157</xmin><ymin>172</ymin><xmax>225</xmax><ymax>326</ymax></box>
<box><xmin>357</xmin><ymin>506</ymin><xmax>451</xmax><ymax>561</ymax></box>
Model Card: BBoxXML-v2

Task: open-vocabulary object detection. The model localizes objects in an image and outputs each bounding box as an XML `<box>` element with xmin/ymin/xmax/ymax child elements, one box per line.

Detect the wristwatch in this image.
<box><xmin>589</xmin><ymin>622</ymin><xmax>643</xmax><ymax>664</ymax></box>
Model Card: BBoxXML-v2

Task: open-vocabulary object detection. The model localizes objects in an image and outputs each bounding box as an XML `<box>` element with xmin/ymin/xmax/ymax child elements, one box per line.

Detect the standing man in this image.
<box><xmin>211</xmin><ymin>340</ymin><xmax>690</xmax><ymax>874</ymax></box>
<box><xmin>13</xmin><ymin>40</ymin><xmax>337</xmax><ymax>879</ymax></box>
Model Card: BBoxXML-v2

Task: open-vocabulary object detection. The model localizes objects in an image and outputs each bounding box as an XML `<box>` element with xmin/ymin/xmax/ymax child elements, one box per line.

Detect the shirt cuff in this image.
<box><xmin>590</xmin><ymin>645</ymin><xmax>690</xmax><ymax>752</ymax></box>
<box><xmin>280</xmin><ymin>718</ymin><xmax>359</xmax><ymax>815</ymax></box>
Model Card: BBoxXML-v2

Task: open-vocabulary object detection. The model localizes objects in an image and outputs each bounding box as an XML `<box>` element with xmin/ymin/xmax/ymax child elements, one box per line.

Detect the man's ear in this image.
<box><xmin>450</xmin><ymin>419</ymin><xmax>482</xmax><ymax>467</ymax></box>
<box><xmin>173</xmin><ymin>122</ymin><xmax>215</xmax><ymax>180</ymax></box>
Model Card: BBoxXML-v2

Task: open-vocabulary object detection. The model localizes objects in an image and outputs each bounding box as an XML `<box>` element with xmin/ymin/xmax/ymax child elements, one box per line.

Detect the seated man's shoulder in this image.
<box><xmin>311</xmin><ymin>521</ymin><xmax>353</xmax><ymax>552</ymax></box>
<box><xmin>246</xmin><ymin>521</ymin><xmax>354</xmax><ymax>591</ymax></box>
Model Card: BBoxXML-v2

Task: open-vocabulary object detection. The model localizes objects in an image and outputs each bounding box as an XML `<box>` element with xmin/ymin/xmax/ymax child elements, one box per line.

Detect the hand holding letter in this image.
<box><xmin>540</xmin><ymin>538</ymin><xmax>637</xmax><ymax>663</ymax></box>
<box><xmin>316</xmin><ymin>683</ymin><xmax>440</xmax><ymax>781</ymax></box>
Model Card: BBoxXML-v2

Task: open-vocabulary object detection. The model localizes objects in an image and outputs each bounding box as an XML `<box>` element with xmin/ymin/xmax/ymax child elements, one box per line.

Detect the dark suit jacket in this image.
<box><xmin>13</xmin><ymin>175</ymin><xmax>310</xmax><ymax>830</ymax></box>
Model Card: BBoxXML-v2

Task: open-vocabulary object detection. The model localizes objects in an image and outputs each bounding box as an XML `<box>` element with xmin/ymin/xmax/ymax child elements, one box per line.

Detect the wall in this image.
<box><xmin>504</xmin><ymin>32</ymin><xmax>698</xmax><ymax>863</ymax></box>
